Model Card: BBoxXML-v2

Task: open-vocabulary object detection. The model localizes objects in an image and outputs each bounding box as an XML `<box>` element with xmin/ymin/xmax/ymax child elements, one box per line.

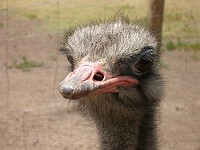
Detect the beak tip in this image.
<box><xmin>59</xmin><ymin>83</ymin><xmax>74</xmax><ymax>97</ymax></box>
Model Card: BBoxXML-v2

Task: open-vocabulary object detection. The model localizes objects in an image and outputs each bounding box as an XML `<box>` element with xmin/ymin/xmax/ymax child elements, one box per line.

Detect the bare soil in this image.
<box><xmin>0</xmin><ymin>19</ymin><xmax>200</xmax><ymax>150</ymax></box>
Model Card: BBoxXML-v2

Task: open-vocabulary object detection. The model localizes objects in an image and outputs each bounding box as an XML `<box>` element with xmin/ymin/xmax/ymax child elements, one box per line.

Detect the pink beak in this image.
<box><xmin>59</xmin><ymin>62</ymin><xmax>138</xmax><ymax>99</ymax></box>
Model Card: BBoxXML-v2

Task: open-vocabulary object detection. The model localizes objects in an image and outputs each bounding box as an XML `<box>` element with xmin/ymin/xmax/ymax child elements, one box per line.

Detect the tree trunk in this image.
<box><xmin>148</xmin><ymin>0</ymin><xmax>165</xmax><ymax>54</ymax></box>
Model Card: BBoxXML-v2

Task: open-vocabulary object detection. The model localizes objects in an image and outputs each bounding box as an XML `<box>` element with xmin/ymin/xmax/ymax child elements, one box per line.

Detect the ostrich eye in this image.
<box><xmin>66</xmin><ymin>54</ymin><xmax>75</xmax><ymax>71</ymax></box>
<box><xmin>59</xmin><ymin>46</ymin><xmax>75</xmax><ymax>70</ymax></box>
<box><xmin>133</xmin><ymin>47</ymin><xmax>156</xmax><ymax>74</ymax></box>
<box><xmin>60</xmin><ymin>46</ymin><xmax>75</xmax><ymax>65</ymax></box>
<box><xmin>135</xmin><ymin>58</ymin><xmax>153</xmax><ymax>73</ymax></box>
<box><xmin>66</xmin><ymin>54</ymin><xmax>74</xmax><ymax>65</ymax></box>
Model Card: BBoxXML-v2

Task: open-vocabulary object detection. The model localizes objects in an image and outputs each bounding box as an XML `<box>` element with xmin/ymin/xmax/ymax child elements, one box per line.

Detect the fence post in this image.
<box><xmin>148</xmin><ymin>0</ymin><xmax>165</xmax><ymax>53</ymax></box>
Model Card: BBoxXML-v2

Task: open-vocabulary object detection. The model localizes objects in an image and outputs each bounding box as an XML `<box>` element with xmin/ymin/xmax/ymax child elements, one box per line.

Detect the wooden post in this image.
<box><xmin>148</xmin><ymin>0</ymin><xmax>165</xmax><ymax>53</ymax></box>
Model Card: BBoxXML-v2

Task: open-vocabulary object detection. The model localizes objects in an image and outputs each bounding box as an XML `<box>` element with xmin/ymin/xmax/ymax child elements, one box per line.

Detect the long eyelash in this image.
<box><xmin>59</xmin><ymin>46</ymin><xmax>67</xmax><ymax>53</ymax></box>
<box><xmin>59</xmin><ymin>45</ymin><xmax>75</xmax><ymax>71</ymax></box>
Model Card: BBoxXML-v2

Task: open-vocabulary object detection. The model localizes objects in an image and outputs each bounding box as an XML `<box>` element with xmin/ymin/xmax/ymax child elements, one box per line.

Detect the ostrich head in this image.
<box><xmin>59</xmin><ymin>15</ymin><xmax>163</xmax><ymax>149</ymax></box>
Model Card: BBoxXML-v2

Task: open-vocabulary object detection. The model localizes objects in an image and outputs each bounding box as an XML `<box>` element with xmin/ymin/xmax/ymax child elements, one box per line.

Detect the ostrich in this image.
<box><xmin>59</xmin><ymin>15</ymin><xmax>164</xmax><ymax>150</ymax></box>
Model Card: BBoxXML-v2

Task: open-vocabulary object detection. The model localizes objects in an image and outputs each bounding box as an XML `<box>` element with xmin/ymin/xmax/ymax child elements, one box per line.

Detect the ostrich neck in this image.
<box><xmin>97</xmin><ymin>119</ymin><xmax>140</xmax><ymax>150</ymax></box>
<box><xmin>96</xmin><ymin>111</ymin><xmax>158</xmax><ymax>150</ymax></box>
<box><xmin>79</xmin><ymin>95</ymin><xmax>159</xmax><ymax>150</ymax></box>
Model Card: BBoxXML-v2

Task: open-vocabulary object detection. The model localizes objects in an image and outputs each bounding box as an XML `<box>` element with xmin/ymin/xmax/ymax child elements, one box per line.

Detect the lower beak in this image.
<box><xmin>59</xmin><ymin>62</ymin><xmax>138</xmax><ymax>99</ymax></box>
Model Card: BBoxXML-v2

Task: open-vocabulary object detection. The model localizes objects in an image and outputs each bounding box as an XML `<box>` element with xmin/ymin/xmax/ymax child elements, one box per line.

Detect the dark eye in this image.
<box><xmin>59</xmin><ymin>46</ymin><xmax>75</xmax><ymax>71</ymax></box>
<box><xmin>135</xmin><ymin>58</ymin><xmax>153</xmax><ymax>73</ymax></box>
<box><xmin>66</xmin><ymin>54</ymin><xmax>74</xmax><ymax>65</ymax></box>
<box><xmin>133</xmin><ymin>47</ymin><xmax>156</xmax><ymax>74</ymax></box>
<box><xmin>60</xmin><ymin>46</ymin><xmax>75</xmax><ymax>65</ymax></box>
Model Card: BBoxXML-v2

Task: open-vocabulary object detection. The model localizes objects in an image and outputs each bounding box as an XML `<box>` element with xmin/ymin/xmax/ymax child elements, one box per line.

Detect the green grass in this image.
<box><xmin>0</xmin><ymin>22</ymin><xmax>4</xmax><ymax>28</ymax></box>
<box><xmin>159</xmin><ymin>60</ymin><xmax>169</xmax><ymax>69</ymax></box>
<box><xmin>1</xmin><ymin>0</ymin><xmax>148</xmax><ymax>31</ymax></box>
<box><xmin>192</xmin><ymin>53</ymin><xmax>200</xmax><ymax>61</ymax></box>
<box><xmin>166</xmin><ymin>41</ymin><xmax>176</xmax><ymax>51</ymax></box>
<box><xmin>175</xmin><ymin>106</ymin><xmax>184</xmax><ymax>112</ymax></box>
<box><xmin>9</xmin><ymin>56</ymin><xmax>44</xmax><ymax>71</ymax></box>
<box><xmin>166</xmin><ymin>40</ymin><xmax>200</xmax><ymax>51</ymax></box>
<box><xmin>49</xmin><ymin>54</ymin><xmax>57</xmax><ymax>61</ymax></box>
<box><xmin>0</xmin><ymin>0</ymin><xmax>199</xmax><ymax>51</ymax></box>
<box><xmin>24</xmin><ymin>12</ymin><xmax>38</xmax><ymax>20</ymax></box>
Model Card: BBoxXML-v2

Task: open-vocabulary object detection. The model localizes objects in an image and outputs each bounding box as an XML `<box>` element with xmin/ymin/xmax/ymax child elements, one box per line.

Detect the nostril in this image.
<box><xmin>93</xmin><ymin>72</ymin><xmax>104</xmax><ymax>81</ymax></box>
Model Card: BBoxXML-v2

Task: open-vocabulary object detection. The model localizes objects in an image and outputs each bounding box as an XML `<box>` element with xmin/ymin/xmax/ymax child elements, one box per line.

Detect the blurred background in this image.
<box><xmin>0</xmin><ymin>0</ymin><xmax>200</xmax><ymax>149</ymax></box>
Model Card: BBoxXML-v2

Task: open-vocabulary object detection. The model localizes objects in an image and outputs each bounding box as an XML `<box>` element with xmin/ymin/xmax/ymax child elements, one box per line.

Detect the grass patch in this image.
<box><xmin>6</xmin><ymin>0</ymin><xmax>148</xmax><ymax>31</ymax></box>
<box><xmin>9</xmin><ymin>56</ymin><xmax>43</xmax><ymax>71</ymax></box>
<box><xmin>49</xmin><ymin>54</ymin><xmax>57</xmax><ymax>61</ymax></box>
<box><xmin>0</xmin><ymin>22</ymin><xmax>4</xmax><ymax>28</ymax></box>
<box><xmin>121</xmin><ymin>4</ymin><xmax>135</xmax><ymax>10</ymax></box>
<box><xmin>165</xmin><ymin>13</ymin><xmax>195</xmax><ymax>22</ymax></box>
<box><xmin>24</xmin><ymin>12</ymin><xmax>38</xmax><ymax>20</ymax></box>
<box><xmin>175</xmin><ymin>106</ymin><xmax>184</xmax><ymax>112</ymax></box>
<box><xmin>159</xmin><ymin>60</ymin><xmax>169</xmax><ymax>69</ymax></box>
<box><xmin>192</xmin><ymin>53</ymin><xmax>200</xmax><ymax>61</ymax></box>
<box><xmin>166</xmin><ymin>40</ymin><xmax>176</xmax><ymax>51</ymax></box>
<box><xmin>0</xmin><ymin>0</ymin><xmax>199</xmax><ymax>52</ymax></box>
<box><xmin>165</xmin><ymin>40</ymin><xmax>200</xmax><ymax>51</ymax></box>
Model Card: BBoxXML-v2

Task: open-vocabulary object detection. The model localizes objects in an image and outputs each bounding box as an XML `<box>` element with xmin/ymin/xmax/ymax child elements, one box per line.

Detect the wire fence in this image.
<box><xmin>0</xmin><ymin>0</ymin><xmax>200</xmax><ymax>150</ymax></box>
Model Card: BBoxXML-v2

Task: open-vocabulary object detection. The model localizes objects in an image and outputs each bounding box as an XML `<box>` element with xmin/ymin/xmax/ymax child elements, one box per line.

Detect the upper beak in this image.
<box><xmin>59</xmin><ymin>62</ymin><xmax>138</xmax><ymax>99</ymax></box>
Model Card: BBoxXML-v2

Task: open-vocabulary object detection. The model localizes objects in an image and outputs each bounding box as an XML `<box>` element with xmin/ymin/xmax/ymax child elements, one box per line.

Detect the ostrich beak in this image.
<box><xmin>59</xmin><ymin>62</ymin><xmax>138</xmax><ymax>99</ymax></box>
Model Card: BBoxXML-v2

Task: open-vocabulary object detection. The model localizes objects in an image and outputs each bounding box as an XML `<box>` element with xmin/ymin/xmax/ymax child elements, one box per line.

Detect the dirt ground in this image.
<box><xmin>0</xmin><ymin>19</ymin><xmax>200</xmax><ymax>150</ymax></box>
